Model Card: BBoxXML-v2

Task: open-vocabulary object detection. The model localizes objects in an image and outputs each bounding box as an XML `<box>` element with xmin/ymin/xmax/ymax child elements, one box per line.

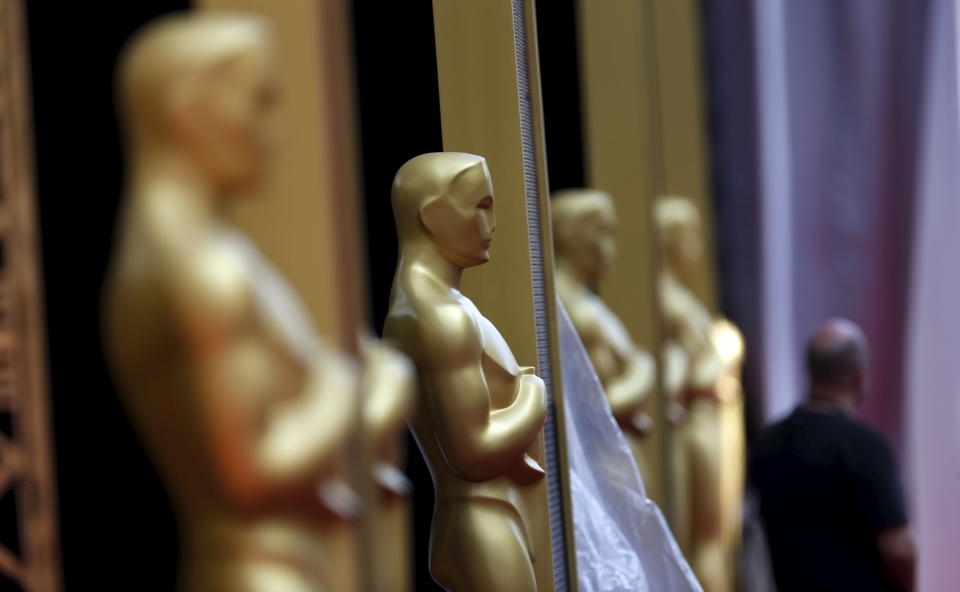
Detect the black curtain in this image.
<box><xmin>26</xmin><ymin>3</ymin><xmax>187</xmax><ymax>589</ymax></box>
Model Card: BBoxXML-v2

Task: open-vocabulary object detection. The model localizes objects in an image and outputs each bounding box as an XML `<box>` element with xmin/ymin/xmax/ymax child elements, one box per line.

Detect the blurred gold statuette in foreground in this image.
<box><xmin>104</xmin><ymin>12</ymin><xmax>412</xmax><ymax>591</ymax></box>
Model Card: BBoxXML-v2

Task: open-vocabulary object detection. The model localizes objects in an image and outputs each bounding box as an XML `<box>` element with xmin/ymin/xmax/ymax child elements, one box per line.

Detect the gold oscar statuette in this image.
<box><xmin>103</xmin><ymin>13</ymin><xmax>407</xmax><ymax>590</ymax></box>
<box><xmin>552</xmin><ymin>189</ymin><xmax>659</xmax><ymax>484</ymax></box>
<box><xmin>385</xmin><ymin>152</ymin><xmax>549</xmax><ymax>592</ymax></box>
<box><xmin>657</xmin><ymin>195</ymin><xmax>745</xmax><ymax>592</ymax></box>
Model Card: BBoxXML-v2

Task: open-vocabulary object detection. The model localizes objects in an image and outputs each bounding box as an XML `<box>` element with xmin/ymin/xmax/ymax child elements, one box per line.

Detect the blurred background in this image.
<box><xmin>3</xmin><ymin>0</ymin><xmax>958</xmax><ymax>590</ymax></box>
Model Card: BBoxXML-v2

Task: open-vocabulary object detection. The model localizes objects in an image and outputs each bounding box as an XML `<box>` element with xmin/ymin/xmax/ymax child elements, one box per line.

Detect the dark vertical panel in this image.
<box><xmin>352</xmin><ymin>1</ymin><xmax>443</xmax><ymax>334</ymax></box>
<box><xmin>26</xmin><ymin>4</ymin><xmax>186</xmax><ymax>589</ymax></box>
<box><xmin>536</xmin><ymin>0</ymin><xmax>585</xmax><ymax>192</ymax></box>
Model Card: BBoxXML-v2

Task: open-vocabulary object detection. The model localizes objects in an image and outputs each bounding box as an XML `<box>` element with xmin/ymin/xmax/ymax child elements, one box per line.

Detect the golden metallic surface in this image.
<box><xmin>431</xmin><ymin>1</ymin><xmax>573</xmax><ymax>588</ymax></box>
<box><xmin>563</xmin><ymin>0</ymin><xmax>721</xmax><ymax>538</ymax></box>
<box><xmin>656</xmin><ymin>196</ymin><xmax>745</xmax><ymax>592</ymax></box>
<box><xmin>552</xmin><ymin>189</ymin><xmax>659</xmax><ymax>487</ymax></box>
<box><xmin>197</xmin><ymin>0</ymin><xmax>362</xmax><ymax>354</ymax></box>
<box><xmin>710</xmin><ymin>319</ymin><xmax>746</xmax><ymax>592</ymax></box>
<box><xmin>193</xmin><ymin>1</ymin><xmax>417</xmax><ymax>589</ymax></box>
<box><xmin>573</xmin><ymin>0</ymin><xmax>672</xmax><ymax>512</ymax></box>
<box><xmin>102</xmin><ymin>13</ymin><xmax>414</xmax><ymax>591</ymax></box>
<box><xmin>195</xmin><ymin>1</ymin><xmax>419</xmax><ymax>588</ymax></box>
<box><xmin>433</xmin><ymin>0</ymin><xmax>537</xmax><ymax>368</ymax></box>
<box><xmin>385</xmin><ymin>153</ymin><xmax>549</xmax><ymax>592</ymax></box>
<box><xmin>575</xmin><ymin>0</ymin><xmax>660</xmax><ymax>350</ymax></box>
<box><xmin>650</xmin><ymin>0</ymin><xmax>719</xmax><ymax>309</ymax></box>
<box><xmin>360</xmin><ymin>338</ymin><xmax>415</xmax><ymax>592</ymax></box>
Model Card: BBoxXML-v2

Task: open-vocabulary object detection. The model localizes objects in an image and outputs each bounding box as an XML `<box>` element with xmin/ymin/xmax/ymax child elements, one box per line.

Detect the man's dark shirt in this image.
<box><xmin>750</xmin><ymin>406</ymin><xmax>907</xmax><ymax>592</ymax></box>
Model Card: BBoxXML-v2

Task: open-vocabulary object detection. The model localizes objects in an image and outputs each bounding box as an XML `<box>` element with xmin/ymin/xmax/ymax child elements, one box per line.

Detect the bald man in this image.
<box><xmin>750</xmin><ymin>320</ymin><xmax>915</xmax><ymax>591</ymax></box>
<box><xmin>384</xmin><ymin>153</ymin><xmax>548</xmax><ymax>592</ymax></box>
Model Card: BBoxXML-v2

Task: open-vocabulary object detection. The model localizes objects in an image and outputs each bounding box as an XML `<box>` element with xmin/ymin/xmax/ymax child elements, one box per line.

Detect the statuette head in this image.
<box><xmin>552</xmin><ymin>188</ymin><xmax>618</xmax><ymax>282</ymax></box>
<box><xmin>117</xmin><ymin>12</ymin><xmax>278</xmax><ymax>193</ymax></box>
<box><xmin>392</xmin><ymin>152</ymin><xmax>496</xmax><ymax>267</ymax></box>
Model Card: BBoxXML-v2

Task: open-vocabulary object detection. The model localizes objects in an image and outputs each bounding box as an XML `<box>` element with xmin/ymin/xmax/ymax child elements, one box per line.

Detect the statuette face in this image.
<box><xmin>553</xmin><ymin>189</ymin><xmax>618</xmax><ymax>285</ymax></box>
<box><xmin>657</xmin><ymin>195</ymin><xmax>705</xmax><ymax>276</ymax></box>
<box><xmin>422</xmin><ymin>163</ymin><xmax>496</xmax><ymax>266</ymax></box>
<box><xmin>393</xmin><ymin>152</ymin><xmax>497</xmax><ymax>269</ymax></box>
<box><xmin>386</xmin><ymin>153</ymin><xmax>548</xmax><ymax>592</ymax></box>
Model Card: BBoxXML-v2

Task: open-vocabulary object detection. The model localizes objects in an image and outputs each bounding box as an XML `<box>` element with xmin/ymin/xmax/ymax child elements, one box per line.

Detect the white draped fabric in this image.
<box><xmin>906</xmin><ymin>0</ymin><xmax>960</xmax><ymax>589</ymax></box>
<box><xmin>557</xmin><ymin>302</ymin><xmax>701</xmax><ymax>592</ymax></box>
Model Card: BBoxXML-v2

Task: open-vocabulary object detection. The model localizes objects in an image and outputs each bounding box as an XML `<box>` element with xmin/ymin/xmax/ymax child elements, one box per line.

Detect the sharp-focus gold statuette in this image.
<box><xmin>385</xmin><ymin>153</ymin><xmax>549</xmax><ymax>592</ymax></box>
<box><xmin>657</xmin><ymin>195</ymin><xmax>745</xmax><ymax>592</ymax></box>
<box><xmin>552</xmin><ymin>189</ymin><xmax>659</xmax><ymax>485</ymax></box>
<box><xmin>103</xmin><ymin>13</ymin><xmax>407</xmax><ymax>590</ymax></box>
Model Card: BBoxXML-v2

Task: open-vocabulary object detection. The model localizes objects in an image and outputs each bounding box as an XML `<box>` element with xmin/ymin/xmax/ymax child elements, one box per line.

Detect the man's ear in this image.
<box><xmin>419</xmin><ymin>194</ymin><xmax>448</xmax><ymax>237</ymax></box>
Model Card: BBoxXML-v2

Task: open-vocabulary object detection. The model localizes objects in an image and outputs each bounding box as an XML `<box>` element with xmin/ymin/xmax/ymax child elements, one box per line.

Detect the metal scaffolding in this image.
<box><xmin>0</xmin><ymin>1</ymin><xmax>61</xmax><ymax>590</ymax></box>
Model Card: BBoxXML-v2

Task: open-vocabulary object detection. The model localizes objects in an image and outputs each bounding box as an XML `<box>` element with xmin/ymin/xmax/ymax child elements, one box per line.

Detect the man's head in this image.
<box><xmin>805</xmin><ymin>318</ymin><xmax>870</xmax><ymax>402</ymax></box>
<box><xmin>117</xmin><ymin>12</ymin><xmax>277</xmax><ymax>193</ymax></box>
<box><xmin>655</xmin><ymin>195</ymin><xmax>703</xmax><ymax>272</ymax></box>
<box><xmin>392</xmin><ymin>153</ymin><xmax>495</xmax><ymax>268</ymax></box>
<box><xmin>552</xmin><ymin>189</ymin><xmax>617</xmax><ymax>283</ymax></box>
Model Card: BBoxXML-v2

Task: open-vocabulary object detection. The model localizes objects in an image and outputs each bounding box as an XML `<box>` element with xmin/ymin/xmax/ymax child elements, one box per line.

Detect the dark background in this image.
<box><xmin>22</xmin><ymin>0</ymin><xmax>585</xmax><ymax>589</ymax></box>
<box><xmin>536</xmin><ymin>0</ymin><xmax>584</xmax><ymax>193</ymax></box>
<box><xmin>26</xmin><ymin>2</ymin><xmax>187</xmax><ymax>590</ymax></box>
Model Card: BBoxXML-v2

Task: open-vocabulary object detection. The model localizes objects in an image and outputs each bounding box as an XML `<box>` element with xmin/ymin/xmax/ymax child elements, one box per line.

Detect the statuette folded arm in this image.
<box><xmin>603</xmin><ymin>350</ymin><xmax>655</xmax><ymax>419</ymax></box>
<box><xmin>183</xmin><ymin>309</ymin><xmax>356</xmax><ymax>507</ymax></box>
<box><xmin>361</xmin><ymin>338</ymin><xmax>415</xmax><ymax>453</ymax></box>
<box><xmin>420</xmin><ymin>306</ymin><xmax>547</xmax><ymax>482</ymax></box>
